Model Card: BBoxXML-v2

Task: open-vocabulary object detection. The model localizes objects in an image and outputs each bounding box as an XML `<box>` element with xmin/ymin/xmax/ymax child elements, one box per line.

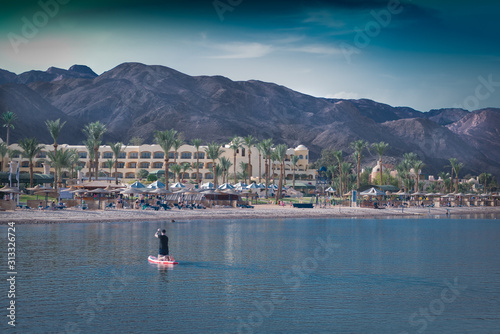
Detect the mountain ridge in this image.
<box><xmin>0</xmin><ymin>62</ymin><xmax>499</xmax><ymax>178</ymax></box>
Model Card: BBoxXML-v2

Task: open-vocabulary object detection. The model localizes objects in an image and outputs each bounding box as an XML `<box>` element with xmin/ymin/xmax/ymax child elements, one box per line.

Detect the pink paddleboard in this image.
<box><xmin>148</xmin><ymin>255</ymin><xmax>179</xmax><ymax>265</ymax></box>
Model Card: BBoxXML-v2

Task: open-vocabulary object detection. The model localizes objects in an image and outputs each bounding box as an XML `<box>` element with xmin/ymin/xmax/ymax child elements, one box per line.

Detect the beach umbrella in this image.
<box><xmin>218</xmin><ymin>183</ymin><xmax>234</xmax><ymax>190</ymax></box>
<box><xmin>359</xmin><ymin>187</ymin><xmax>385</xmax><ymax>196</ymax></box>
<box><xmin>147</xmin><ymin>180</ymin><xmax>166</xmax><ymax>189</ymax></box>
<box><xmin>200</xmin><ymin>182</ymin><xmax>214</xmax><ymax>189</ymax></box>
<box><xmin>121</xmin><ymin>188</ymin><xmax>143</xmax><ymax>195</ymax></box>
<box><xmin>234</xmin><ymin>182</ymin><xmax>248</xmax><ymax>188</ymax></box>
<box><xmin>151</xmin><ymin>188</ymin><xmax>172</xmax><ymax>195</ymax></box>
<box><xmin>171</xmin><ymin>182</ymin><xmax>186</xmax><ymax>188</ymax></box>
<box><xmin>26</xmin><ymin>184</ymin><xmax>42</xmax><ymax>191</ymax></box>
<box><xmin>130</xmin><ymin>181</ymin><xmax>146</xmax><ymax>188</ymax></box>
<box><xmin>70</xmin><ymin>189</ymin><xmax>88</xmax><ymax>207</ymax></box>
<box><xmin>34</xmin><ymin>188</ymin><xmax>59</xmax><ymax>207</ymax></box>
<box><xmin>257</xmin><ymin>183</ymin><xmax>266</xmax><ymax>189</ymax></box>
<box><xmin>325</xmin><ymin>187</ymin><xmax>336</xmax><ymax>193</ymax></box>
<box><xmin>88</xmin><ymin>188</ymin><xmax>110</xmax><ymax>209</ymax></box>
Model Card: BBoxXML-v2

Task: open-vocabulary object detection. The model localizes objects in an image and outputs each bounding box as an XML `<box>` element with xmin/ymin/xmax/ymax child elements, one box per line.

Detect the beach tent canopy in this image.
<box><xmin>147</xmin><ymin>180</ymin><xmax>165</xmax><ymax>189</ymax></box>
<box><xmin>359</xmin><ymin>187</ymin><xmax>386</xmax><ymax>196</ymax></box>
<box><xmin>200</xmin><ymin>182</ymin><xmax>214</xmax><ymax>189</ymax></box>
<box><xmin>130</xmin><ymin>181</ymin><xmax>146</xmax><ymax>188</ymax></box>
<box><xmin>171</xmin><ymin>182</ymin><xmax>186</xmax><ymax>188</ymax></box>
<box><xmin>325</xmin><ymin>187</ymin><xmax>336</xmax><ymax>193</ymax></box>
<box><xmin>0</xmin><ymin>172</ymin><xmax>54</xmax><ymax>184</ymax></box>
<box><xmin>218</xmin><ymin>183</ymin><xmax>235</xmax><ymax>190</ymax></box>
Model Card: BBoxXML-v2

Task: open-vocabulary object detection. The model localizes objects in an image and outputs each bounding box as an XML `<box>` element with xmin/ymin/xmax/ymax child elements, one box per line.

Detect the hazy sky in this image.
<box><xmin>1</xmin><ymin>0</ymin><xmax>499</xmax><ymax>111</ymax></box>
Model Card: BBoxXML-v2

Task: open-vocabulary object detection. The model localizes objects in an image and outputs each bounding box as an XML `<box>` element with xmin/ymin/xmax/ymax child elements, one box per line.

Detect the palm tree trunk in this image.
<box><xmin>94</xmin><ymin>147</ymin><xmax>99</xmax><ymax>180</ymax></box>
<box><xmin>379</xmin><ymin>158</ymin><xmax>383</xmax><ymax>185</ymax></box>
<box><xmin>265</xmin><ymin>159</ymin><xmax>269</xmax><ymax>198</ymax></box>
<box><xmin>357</xmin><ymin>156</ymin><xmax>361</xmax><ymax>189</ymax></box>
<box><xmin>248</xmin><ymin>151</ymin><xmax>252</xmax><ymax>183</ymax></box>
<box><xmin>338</xmin><ymin>163</ymin><xmax>342</xmax><ymax>195</ymax></box>
<box><xmin>29</xmin><ymin>162</ymin><xmax>34</xmax><ymax>188</ymax></box>
<box><xmin>196</xmin><ymin>155</ymin><xmax>200</xmax><ymax>186</ymax></box>
<box><xmin>258</xmin><ymin>153</ymin><xmax>262</xmax><ymax>183</ymax></box>
<box><xmin>234</xmin><ymin>153</ymin><xmax>237</xmax><ymax>184</ymax></box>
<box><xmin>164</xmin><ymin>158</ymin><xmax>169</xmax><ymax>190</ymax></box>
<box><xmin>53</xmin><ymin>144</ymin><xmax>58</xmax><ymax>190</ymax></box>
<box><xmin>114</xmin><ymin>162</ymin><xmax>118</xmax><ymax>185</ymax></box>
<box><xmin>88</xmin><ymin>159</ymin><xmax>92</xmax><ymax>182</ymax></box>
<box><xmin>292</xmin><ymin>165</ymin><xmax>296</xmax><ymax>189</ymax></box>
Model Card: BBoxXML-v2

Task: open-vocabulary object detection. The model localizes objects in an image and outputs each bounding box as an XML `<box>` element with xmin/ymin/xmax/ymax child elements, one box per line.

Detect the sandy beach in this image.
<box><xmin>1</xmin><ymin>205</ymin><xmax>499</xmax><ymax>224</ymax></box>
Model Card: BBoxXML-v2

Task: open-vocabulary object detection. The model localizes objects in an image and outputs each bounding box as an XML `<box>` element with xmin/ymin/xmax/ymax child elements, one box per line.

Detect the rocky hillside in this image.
<box><xmin>0</xmin><ymin>62</ymin><xmax>499</xmax><ymax>177</ymax></box>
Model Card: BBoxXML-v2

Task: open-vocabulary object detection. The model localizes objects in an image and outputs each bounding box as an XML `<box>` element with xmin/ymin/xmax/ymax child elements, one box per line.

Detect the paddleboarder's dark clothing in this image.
<box><xmin>155</xmin><ymin>230</ymin><xmax>169</xmax><ymax>255</ymax></box>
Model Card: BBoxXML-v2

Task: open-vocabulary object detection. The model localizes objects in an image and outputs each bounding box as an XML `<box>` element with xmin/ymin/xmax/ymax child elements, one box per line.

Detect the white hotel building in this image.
<box><xmin>9</xmin><ymin>141</ymin><xmax>316</xmax><ymax>183</ymax></box>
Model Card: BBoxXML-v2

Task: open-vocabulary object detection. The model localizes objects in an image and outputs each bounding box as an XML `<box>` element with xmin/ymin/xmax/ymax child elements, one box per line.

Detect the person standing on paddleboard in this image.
<box><xmin>155</xmin><ymin>229</ymin><xmax>169</xmax><ymax>260</ymax></box>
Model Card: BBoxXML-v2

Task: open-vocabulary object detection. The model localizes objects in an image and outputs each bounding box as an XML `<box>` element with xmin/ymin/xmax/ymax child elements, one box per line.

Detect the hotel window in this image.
<box><xmin>79</xmin><ymin>152</ymin><xmax>87</xmax><ymax>159</ymax></box>
<box><xmin>299</xmin><ymin>155</ymin><xmax>304</xmax><ymax>159</ymax></box>
<box><xmin>181</xmin><ymin>152</ymin><xmax>192</xmax><ymax>159</ymax></box>
<box><xmin>116</xmin><ymin>162</ymin><xmax>125</xmax><ymax>168</ymax></box>
<box><xmin>140</xmin><ymin>162</ymin><xmax>150</xmax><ymax>168</ymax></box>
<box><xmin>129</xmin><ymin>152</ymin><xmax>138</xmax><ymax>159</ymax></box>
<box><xmin>194</xmin><ymin>152</ymin><xmax>205</xmax><ymax>159</ymax></box>
<box><xmin>36</xmin><ymin>151</ymin><xmax>46</xmax><ymax>158</ymax></box>
<box><xmin>35</xmin><ymin>161</ymin><xmax>44</xmax><ymax>168</ymax></box>
<box><xmin>78</xmin><ymin>162</ymin><xmax>86</xmax><ymax>167</ymax></box>
<box><xmin>168</xmin><ymin>152</ymin><xmax>177</xmax><ymax>159</ymax></box>
<box><xmin>241</xmin><ymin>148</ymin><xmax>245</xmax><ymax>157</ymax></box>
<box><xmin>103</xmin><ymin>152</ymin><xmax>113</xmax><ymax>159</ymax></box>
<box><xmin>128</xmin><ymin>162</ymin><xmax>137</xmax><ymax>168</ymax></box>
<box><xmin>153</xmin><ymin>162</ymin><xmax>163</xmax><ymax>168</ymax></box>
<box><xmin>140</xmin><ymin>152</ymin><xmax>151</xmax><ymax>159</ymax></box>
<box><xmin>118</xmin><ymin>152</ymin><xmax>126</xmax><ymax>159</ymax></box>
<box><xmin>154</xmin><ymin>152</ymin><xmax>164</xmax><ymax>159</ymax></box>
<box><xmin>21</xmin><ymin>161</ymin><xmax>29</xmax><ymax>168</ymax></box>
<box><xmin>205</xmin><ymin>173</ymin><xmax>213</xmax><ymax>179</ymax></box>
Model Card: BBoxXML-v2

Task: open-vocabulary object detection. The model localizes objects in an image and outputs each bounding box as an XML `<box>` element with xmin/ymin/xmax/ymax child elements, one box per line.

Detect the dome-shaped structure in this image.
<box><xmin>295</xmin><ymin>144</ymin><xmax>307</xmax><ymax>150</ymax></box>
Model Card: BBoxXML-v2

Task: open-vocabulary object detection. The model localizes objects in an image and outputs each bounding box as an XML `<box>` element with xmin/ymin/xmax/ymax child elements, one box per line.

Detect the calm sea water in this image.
<box><xmin>2</xmin><ymin>216</ymin><xmax>500</xmax><ymax>333</ymax></box>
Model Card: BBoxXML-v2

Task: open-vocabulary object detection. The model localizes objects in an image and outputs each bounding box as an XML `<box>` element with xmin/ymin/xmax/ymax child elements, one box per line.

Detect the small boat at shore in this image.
<box><xmin>148</xmin><ymin>255</ymin><xmax>179</xmax><ymax>265</ymax></box>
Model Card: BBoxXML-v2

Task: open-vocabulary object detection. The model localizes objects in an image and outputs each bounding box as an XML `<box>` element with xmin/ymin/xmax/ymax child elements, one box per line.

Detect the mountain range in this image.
<box><xmin>0</xmin><ymin>62</ymin><xmax>499</xmax><ymax>178</ymax></box>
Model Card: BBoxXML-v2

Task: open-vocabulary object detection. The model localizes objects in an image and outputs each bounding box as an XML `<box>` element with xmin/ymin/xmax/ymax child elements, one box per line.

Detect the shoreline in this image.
<box><xmin>1</xmin><ymin>205</ymin><xmax>499</xmax><ymax>224</ymax></box>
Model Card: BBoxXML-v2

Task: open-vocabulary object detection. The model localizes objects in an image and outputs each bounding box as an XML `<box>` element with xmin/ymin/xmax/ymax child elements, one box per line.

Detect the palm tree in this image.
<box><xmin>243</xmin><ymin>135</ymin><xmax>256</xmax><ymax>181</ymax></box>
<box><xmin>229</xmin><ymin>136</ymin><xmax>242</xmax><ymax>184</ymax></box>
<box><xmin>291</xmin><ymin>155</ymin><xmax>300</xmax><ymax>189</ymax></box>
<box><xmin>274</xmin><ymin>144</ymin><xmax>288</xmax><ymax>200</ymax></box>
<box><xmin>479</xmin><ymin>172</ymin><xmax>491</xmax><ymax>193</ymax></box>
<box><xmin>333</xmin><ymin>150</ymin><xmax>343</xmax><ymax>195</ymax></box>
<box><xmin>2</xmin><ymin>111</ymin><xmax>17</xmax><ymax>147</ymax></box>
<box><xmin>205</xmin><ymin>142</ymin><xmax>225</xmax><ymax>188</ymax></box>
<box><xmin>371</xmin><ymin>142</ymin><xmax>389</xmax><ymax>185</ymax></box>
<box><xmin>239</xmin><ymin>161</ymin><xmax>249</xmax><ymax>183</ymax></box>
<box><xmin>109</xmin><ymin>142</ymin><xmax>125</xmax><ymax>185</ymax></box>
<box><xmin>219</xmin><ymin>157</ymin><xmax>232</xmax><ymax>184</ymax></box>
<box><xmin>68</xmin><ymin>148</ymin><xmax>80</xmax><ymax>182</ymax></box>
<box><xmin>154</xmin><ymin>129</ymin><xmax>178</xmax><ymax>190</ymax></box>
<box><xmin>180</xmin><ymin>162</ymin><xmax>192</xmax><ymax>183</ymax></box>
<box><xmin>0</xmin><ymin>142</ymin><xmax>8</xmax><ymax>172</ymax></box>
<box><xmin>453</xmin><ymin>161</ymin><xmax>464</xmax><ymax>193</ymax></box>
<box><xmin>83</xmin><ymin>121</ymin><xmax>107</xmax><ymax>181</ymax></box>
<box><xmin>105</xmin><ymin>159</ymin><xmax>114</xmax><ymax>182</ymax></box>
<box><xmin>412</xmin><ymin>160</ymin><xmax>425</xmax><ymax>192</ymax></box>
<box><xmin>2</xmin><ymin>111</ymin><xmax>17</xmax><ymax>171</ymax></box>
<box><xmin>46</xmin><ymin>119</ymin><xmax>66</xmax><ymax>190</ymax></box>
<box><xmin>350</xmin><ymin>140</ymin><xmax>368</xmax><ymax>190</ymax></box>
<box><xmin>447</xmin><ymin>158</ymin><xmax>458</xmax><ymax>193</ymax></box>
<box><xmin>256</xmin><ymin>141</ymin><xmax>264</xmax><ymax>183</ymax></box>
<box><xmin>129</xmin><ymin>136</ymin><xmax>144</xmax><ymax>146</ymax></box>
<box><xmin>47</xmin><ymin>149</ymin><xmax>76</xmax><ymax>187</ymax></box>
<box><xmin>191</xmin><ymin>138</ymin><xmax>202</xmax><ymax>185</ymax></box>
<box><xmin>18</xmin><ymin>138</ymin><xmax>44</xmax><ymax>188</ymax></box>
<box><xmin>173</xmin><ymin>137</ymin><xmax>184</xmax><ymax>165</ymax></box>
<box><xmin>84</xmin><ymin>139</ymin><xmax>95</xmax><ymax>181</ymax></box>
<box><xmin>259</xmin><ymin>139</ymin><xmax>273</xmax><ymax>198</ymax></box>
<box><xmin>170</xmin><ymin>164</ymin><xmax>182</xmax><ymax>183</ymax></box>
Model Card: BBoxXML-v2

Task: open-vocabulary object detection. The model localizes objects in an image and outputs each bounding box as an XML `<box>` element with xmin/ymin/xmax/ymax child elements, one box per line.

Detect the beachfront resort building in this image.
<box><xmin>7</xmin><ymin>141</ymin><xmax>316</xmax><ymax>184</ymax></box>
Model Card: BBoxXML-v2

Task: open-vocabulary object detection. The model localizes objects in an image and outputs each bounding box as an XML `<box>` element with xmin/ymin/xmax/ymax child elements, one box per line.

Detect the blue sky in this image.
<box><xmin>1</xmin><ymin>0</ymin><xmax>499</xmax><ymax>111</ymax></box>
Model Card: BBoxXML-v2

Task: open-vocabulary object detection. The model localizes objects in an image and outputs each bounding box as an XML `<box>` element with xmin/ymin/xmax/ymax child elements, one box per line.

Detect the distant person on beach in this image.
<box><xmin>155</xmin><ymin>229</ymin><xmax>170</xmax><ymax>260</ymax></box>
